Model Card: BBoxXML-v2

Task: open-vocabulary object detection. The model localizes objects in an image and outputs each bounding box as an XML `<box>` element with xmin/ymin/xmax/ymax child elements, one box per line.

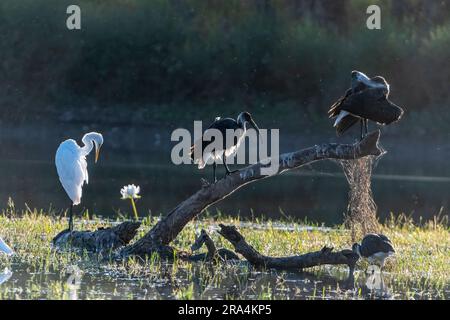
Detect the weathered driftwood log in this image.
<box><xmin>119</xmin><ymin>130</ymin><xmax>382</xmax><ymax>258</ymax></box>
<box><xmin>52</xmin><ymin>222</ymin><xmax>141</xmax><ymax>254</ymax></box>
<box><xmin>218</xmin><ymin>224</ymin><xmax>359</xmax><ymax>274</ymax></box>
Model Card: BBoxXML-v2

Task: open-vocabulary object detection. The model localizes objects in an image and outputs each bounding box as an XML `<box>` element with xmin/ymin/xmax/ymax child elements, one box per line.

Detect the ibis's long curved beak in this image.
<box><xmin>249</xmin><ymin>118</ymin><xmax>261</xmax><ymax>138</ymax></box>
<box><xmin>94</xmin><ymin>144</ymin><xmax>101</xmax><ymax>163</ymax></box>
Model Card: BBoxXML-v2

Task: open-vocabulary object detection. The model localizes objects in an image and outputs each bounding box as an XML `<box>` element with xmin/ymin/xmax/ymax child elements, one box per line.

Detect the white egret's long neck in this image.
<box><xmin>80</xmin><ymin>136</ymin><xmax>95</xmax><ymax>157</ymax></box>
<box><xmin>80</xmin><ymin>132</ymin><xmax>103</xmax><ymax>157</ymax></box>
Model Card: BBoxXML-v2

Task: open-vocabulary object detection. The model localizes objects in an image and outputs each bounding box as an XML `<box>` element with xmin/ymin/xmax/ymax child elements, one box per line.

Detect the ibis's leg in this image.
<box><xmin>364</xmin><ymin>119</ymin><xmax>369</xmax><ymax>135</ymax></box>
<box><xmin>223</xmin><ymin>155</ymin><xmax>237</xmax><ymax>176</ymax></box>
<box><xmin>223</xmin><ymin>156</ymin><xmax>231</xmax><ymax>176</ymax></box>
<box><xmin>360</xmin><ymin>119</ymin><xmax>364</xmax><ymax>140</ymax></box>
<box><xmin>213</xmin><ymin>162</ymin><xmax>217</xmax><ymax>183</ymax></box>
<box><xmin>68</xmin><ymin>203</ymin><xmax>74</xmax><ymax>232</ymax></box>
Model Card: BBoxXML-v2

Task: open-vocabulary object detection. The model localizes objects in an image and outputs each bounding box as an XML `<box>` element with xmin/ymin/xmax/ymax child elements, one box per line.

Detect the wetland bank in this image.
<box><xmin>0</xmin><ymin>212</ymin><xmax>448</xmax><ymax>300</ymax></box>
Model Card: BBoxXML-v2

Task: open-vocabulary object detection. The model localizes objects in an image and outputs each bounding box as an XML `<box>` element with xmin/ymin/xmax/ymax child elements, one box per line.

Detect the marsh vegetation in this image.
<box><xmin>0</xmin><ymin>211</ymin><xmax>448</xmax><ymax>300</ymax></box>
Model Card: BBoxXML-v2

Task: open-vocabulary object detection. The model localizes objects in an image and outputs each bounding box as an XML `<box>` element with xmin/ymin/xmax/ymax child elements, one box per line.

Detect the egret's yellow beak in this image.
<box><xmin>95</xmin><ymin>145</ymin><xmax>101</xmax><ymax>163</ymax></box>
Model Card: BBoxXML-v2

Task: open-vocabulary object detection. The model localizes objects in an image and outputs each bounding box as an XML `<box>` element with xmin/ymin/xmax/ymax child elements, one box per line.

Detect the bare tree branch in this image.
<box><xmin>120</xmin><ymin>130</ymin><xmax>382</xmax><ymax>257</ymax></box>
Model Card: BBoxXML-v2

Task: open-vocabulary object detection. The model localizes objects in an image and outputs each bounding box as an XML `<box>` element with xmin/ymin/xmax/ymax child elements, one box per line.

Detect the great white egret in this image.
<box><xmin>0</xmin><ymin>237</ymin><xmax>13</xmax><ymax>255</ymax></box>
<box><xmin>55</xmin><ymin>132</ymin><xmax>103</xmax><ymax>231</ymax></box>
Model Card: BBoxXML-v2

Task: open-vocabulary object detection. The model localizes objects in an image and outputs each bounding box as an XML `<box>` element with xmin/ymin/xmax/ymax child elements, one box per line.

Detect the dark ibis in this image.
<box><xmin>191</xmin><ymin>111</ymin><xmax>260</xmax><ymax>182</ymax></box>
<box><xmin>352</xmin><ymin>233</ymin><xmax>395</xmax><ymax>272</ymax></box>
<box><xmin>328</xmin><ymin>71</ymin><xmax>404</xmax><ymax>139</ymax></box>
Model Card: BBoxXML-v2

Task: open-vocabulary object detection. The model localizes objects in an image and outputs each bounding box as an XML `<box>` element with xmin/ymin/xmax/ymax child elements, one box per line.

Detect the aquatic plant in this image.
<box><xmin>120</xmin><ymin>184</ymin><xmax>141</xmax><ymax>220</ymax></box>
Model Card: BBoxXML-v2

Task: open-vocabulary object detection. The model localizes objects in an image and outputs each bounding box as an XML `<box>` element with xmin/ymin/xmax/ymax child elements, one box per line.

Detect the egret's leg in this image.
<box><xmin>68</xmin><ymin>204</ymin><xmax>74</xmax><ymax>232</ymax></box>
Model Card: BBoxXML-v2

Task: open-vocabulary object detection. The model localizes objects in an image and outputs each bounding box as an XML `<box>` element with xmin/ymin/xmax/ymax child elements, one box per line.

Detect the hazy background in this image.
<box><xmin>0</xmin><ymin>0</ymin><xmax>448</xmax><ymax>224</ymax></box>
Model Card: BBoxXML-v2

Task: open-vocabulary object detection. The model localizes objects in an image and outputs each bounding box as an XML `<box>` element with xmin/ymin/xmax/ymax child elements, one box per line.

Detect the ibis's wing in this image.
<box><xmin>190</xmin><ymin>118</ymin><xmax>221</xmax><ymax>163</ymax></box>
<box><xmin>208</xmin><ymin>118</ymin><xmax>239</xmax><ymax>132</ymax></box>
<box><xmin>377</xmin><ymin>233</ymin><xmax>392</xmax><ymax>243</ymax></box>
<box><xmin>191</xmin><ymin>117</ymin><xmax>239</xmax><ymax>159</ymax></box>
<box><xmin>335</xmin><ymin>114</ymin><xmax>360</xmax><ymax>136</ymax></box>
<box><xmin>0</xmin><ymin>237</ymin><xmax>13</xmax><ymax>255</ymax></box>
<box><xmin>340</xmin><ymin>86</ymin><xmax>385</xmax><ymax>110</ymax></box>
<box><xmin>377</xmin><ymin>234</ymin><xmax>395</xmax><ymax>252</ymax></box>
<box><xmin>55</xmin><ymin>140</ymin><xmax>86</xmax><ymax>205</ymax></box>
<box><xmin>361</xmin><ymin>234</ymin><xmax>395</xmax><ymax>256</ymax></box>
<box><xmin>207</xmin><ymin>117</ymin><xmax>221</xmax><ymax>129</ymax></box>
<box><xmin>341</xmin><ymin>87</ymin><xmax>404</xmax><ymax>125</ymax></box>
<box><xmin>328</xmin><ymin>88</ymin><xmax>352</xmax><ymax>118</ymax></box>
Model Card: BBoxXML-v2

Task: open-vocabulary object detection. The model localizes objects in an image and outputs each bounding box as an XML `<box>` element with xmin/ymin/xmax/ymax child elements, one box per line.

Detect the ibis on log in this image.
<box><xmin>328</xmin><ymin>71</ymin><xmax>404</xmax><ymax>139</ymax></box>
<box><xmin>190</xmin><ymin>112</ymin><xmax>260</xmax><ymax>182</ymax></box>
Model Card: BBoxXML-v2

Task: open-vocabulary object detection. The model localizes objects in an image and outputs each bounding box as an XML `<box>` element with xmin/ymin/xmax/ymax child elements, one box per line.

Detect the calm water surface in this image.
<box><xmin>1</xmin><ymin>261</ymin><xmax>447</xmax><ymax>300</ymax></box>
<box><xmin>0</xmin><ymin>123</ymin><xmax>448</xmax><ymax>224</ymax></box>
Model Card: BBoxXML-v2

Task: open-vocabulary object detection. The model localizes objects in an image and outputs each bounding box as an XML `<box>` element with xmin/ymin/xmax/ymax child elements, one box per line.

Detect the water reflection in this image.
<box><xmin>0</xmin><ymin>268</ymin><xmax>12</xmax><ymax>285</ymax></box>
<box><xmin>364</xmin><ymin>267</ymin><xmax>391</xmax><ymax>299</ymax></box>
<box><xmin>66</xmin><ymin>265</ymin><xmax>83</xmax><ymax>300</ymax></box>
<box><xmin>0</xmin><ymin>261</ymin><xmax>447</xmax><ymax>300</ymax></box>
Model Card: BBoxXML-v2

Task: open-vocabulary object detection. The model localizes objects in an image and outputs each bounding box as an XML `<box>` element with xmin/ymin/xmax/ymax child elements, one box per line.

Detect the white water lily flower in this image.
<box><xmin>120</xmin><ymin>184</ymin><xmax>141</xmax><ymax>200</ymax></box>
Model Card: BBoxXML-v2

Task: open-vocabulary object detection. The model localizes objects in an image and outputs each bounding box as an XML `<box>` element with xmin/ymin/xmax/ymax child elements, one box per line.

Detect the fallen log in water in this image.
<box><xmin>218</xmin><ymin>224</ymin><xmax>359</xmax><ymax>274</ymax></box>
<box><xmin>52</xmin><ymin>221</ymin><xmax>141</xmax><ymax>254</ymax></box>
<box><xmin>119</xmin><ymin>130</ymin><xmax>382</xmax><ymax>258</ymax></box>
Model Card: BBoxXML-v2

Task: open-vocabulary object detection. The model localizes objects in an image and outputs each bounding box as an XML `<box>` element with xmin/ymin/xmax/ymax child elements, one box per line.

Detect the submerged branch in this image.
<box><xmin>218</xmin><ymin>224</ymin><xmax>359</xmax><ymax>274</ymax></box>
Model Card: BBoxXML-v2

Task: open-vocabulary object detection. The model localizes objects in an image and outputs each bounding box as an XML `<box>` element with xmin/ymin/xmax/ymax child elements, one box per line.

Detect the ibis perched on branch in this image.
<box><xmin>191</xmin><ymin>112</ymin><xmax>260</xmax><ymax>182</ymax></box>
<box><xmin>55</xmin><ymin>132</ymin><xmax>104</xmax><ymax>231</ymax></box>
<box><xmin>328</xmin><ymin>71</ymin><xmax>404</xmax><ymax>139</ymax></box>
<box><xmin>352</xmin><ymin>233</ymin><xmax>395</xmax><ymax>272</ymax></box>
